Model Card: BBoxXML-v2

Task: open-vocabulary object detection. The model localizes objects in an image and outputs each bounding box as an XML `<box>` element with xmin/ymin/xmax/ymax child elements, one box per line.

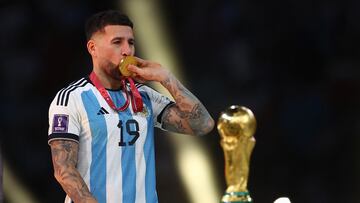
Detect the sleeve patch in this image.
<box><xmin>52</xmin><ymin>114</ymin><xmax>69</xmax><ymax>133</ymax></box>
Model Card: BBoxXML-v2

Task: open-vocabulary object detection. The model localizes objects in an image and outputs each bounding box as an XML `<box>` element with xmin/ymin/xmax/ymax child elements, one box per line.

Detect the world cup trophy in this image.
<box><xmin>218</xmin><ymin>105</ymin><xmax>256</xmax><ymax>203</ymax></box>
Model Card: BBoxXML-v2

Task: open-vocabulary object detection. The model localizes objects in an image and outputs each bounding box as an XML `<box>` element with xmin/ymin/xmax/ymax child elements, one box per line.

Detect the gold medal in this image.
<box><xmin>119</xmin><ymin>56</ymin><xmax>138</xmax><ymax>77</ymax></box>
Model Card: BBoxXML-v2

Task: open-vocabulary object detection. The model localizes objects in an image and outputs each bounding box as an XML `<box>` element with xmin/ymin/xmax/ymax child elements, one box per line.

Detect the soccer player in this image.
<box><xmin>48</xmin><ymin>10</ymin><xmax>214</xmax><ymax>203</ymax></box>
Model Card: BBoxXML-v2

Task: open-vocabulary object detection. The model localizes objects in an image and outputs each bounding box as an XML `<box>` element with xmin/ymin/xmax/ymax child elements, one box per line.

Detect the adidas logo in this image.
<box><xmin>97</xmin><ymin>107</ymin><xmax>109</xmax><ymax>115</ymax></box>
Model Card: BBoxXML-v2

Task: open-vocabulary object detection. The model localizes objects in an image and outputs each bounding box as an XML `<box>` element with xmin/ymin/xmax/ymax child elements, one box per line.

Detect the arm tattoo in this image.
<box><xmin>50</xmin><ymin>140</ymin><xmax>97</xmax><ymax>203</ymax></box>
<box><xmin>162</xmin><ymin>108</ymin><xmax>188</xmax><ymax>133</ymax></box>
<box><xmin>161</xmin><ymin>74</ymin><xmax>214</xmax><ymax>135</ymax></box>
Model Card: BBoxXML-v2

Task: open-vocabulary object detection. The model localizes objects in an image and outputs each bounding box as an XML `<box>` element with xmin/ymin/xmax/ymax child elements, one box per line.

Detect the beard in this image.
<box><xmin>100</xmin><ymin>60</ymin><xmax>122</xmax><ymax>81</ymax></box>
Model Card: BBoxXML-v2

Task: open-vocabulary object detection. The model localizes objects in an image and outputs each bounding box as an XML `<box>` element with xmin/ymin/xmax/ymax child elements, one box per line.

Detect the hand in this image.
<box><xmin>127</xmin><ymin>57</ymin><xmax>170</xmax><ymax>83</ymax></box>
<box><xmin>85</xmin><ymin>198</ymin><xmax>98</xmax><ymax>203</ymax></box>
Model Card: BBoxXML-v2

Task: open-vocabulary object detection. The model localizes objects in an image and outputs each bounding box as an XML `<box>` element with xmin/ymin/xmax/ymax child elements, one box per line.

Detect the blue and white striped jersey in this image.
<box><xmin>48</xmin><ymin>77</ymin><xmax>173</xmax><ymax>203</ymax></box>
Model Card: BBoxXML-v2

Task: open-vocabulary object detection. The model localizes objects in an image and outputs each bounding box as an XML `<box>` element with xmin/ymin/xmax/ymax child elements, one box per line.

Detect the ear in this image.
<box><xmin>87</xmin><ymin>40</ymin><xmax>96</xmax><ymax>57</ymax></box>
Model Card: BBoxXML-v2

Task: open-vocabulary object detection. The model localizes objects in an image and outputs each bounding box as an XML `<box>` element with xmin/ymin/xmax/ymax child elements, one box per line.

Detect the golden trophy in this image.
<box><xmin>218</xmin><ymin>105</ymin><xmax>256</xmax><ymax>203</ymax></box>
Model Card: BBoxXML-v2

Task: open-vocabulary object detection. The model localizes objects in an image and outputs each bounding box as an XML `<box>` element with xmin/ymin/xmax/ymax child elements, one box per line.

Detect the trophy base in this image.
<box><xmin>221</xmin><ymin>191</ymin><xmax>252</xmax><ymax>203</ymax></box>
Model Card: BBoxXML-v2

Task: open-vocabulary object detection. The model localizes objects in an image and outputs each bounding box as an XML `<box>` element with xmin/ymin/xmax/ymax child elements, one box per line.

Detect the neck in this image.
<box><xmin>93</xmin><ymin>68</ymin><xmax>122</xmax><ymax>90</ymax></box>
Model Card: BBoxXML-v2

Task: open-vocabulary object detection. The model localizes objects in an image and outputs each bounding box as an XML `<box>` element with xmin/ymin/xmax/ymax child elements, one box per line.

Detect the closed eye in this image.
<box><xmin>129</xmin><ymin>39</ymin><xmax>135</xmax><ymax>46</ymax></box>
<box><xmin>112</xmin><ymin>40</ymin><xmax>121</xmax><ymax>44</ymax></box>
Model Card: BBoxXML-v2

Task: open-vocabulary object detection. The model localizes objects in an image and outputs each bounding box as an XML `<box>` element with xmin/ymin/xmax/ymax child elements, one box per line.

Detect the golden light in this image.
<box><xmin>3</xmin><ymin>160</ymin><xmax>39</xmax><ymax>203</ymax></box>
<box><xmin>120</xmin><ymin>1</ymin><xmax>221</xmax><ymax>202</ymax></box>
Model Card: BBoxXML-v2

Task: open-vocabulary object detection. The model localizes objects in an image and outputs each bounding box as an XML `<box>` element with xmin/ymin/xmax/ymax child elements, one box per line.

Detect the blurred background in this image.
<box><xmin>1</xmin><ymin>0</ymin><xmax>360</xmax><ymax>202</ymax></box>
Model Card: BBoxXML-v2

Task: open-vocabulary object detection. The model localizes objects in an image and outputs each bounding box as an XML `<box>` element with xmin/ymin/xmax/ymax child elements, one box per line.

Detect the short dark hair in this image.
<box><xmin>85</xmin><ymin>10</ymin><xmax>133</xmax><ymax>41</ymax></box>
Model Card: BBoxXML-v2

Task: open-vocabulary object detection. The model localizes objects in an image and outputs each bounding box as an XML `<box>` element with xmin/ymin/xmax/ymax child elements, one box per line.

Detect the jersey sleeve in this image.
<box><xmin>48</xmin><ymin>90</ymin><xmax>81</xmax><ymax>144</ymax></box>
<box><xmin>139</xmin><ymin>85</ymin><xmax>174</xmax><ymax>129</ymax></box>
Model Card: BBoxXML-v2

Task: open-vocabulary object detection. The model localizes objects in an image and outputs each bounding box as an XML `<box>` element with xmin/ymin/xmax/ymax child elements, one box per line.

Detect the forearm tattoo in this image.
<box><xmin>161</xmin><ymin>74</ymin><xmax>214</xmax><ymax>135</ymax></box>
<box><xmin>50</xmin><ymin>140</ymin><xmax>96</xmax><ymax>203</ymax></box>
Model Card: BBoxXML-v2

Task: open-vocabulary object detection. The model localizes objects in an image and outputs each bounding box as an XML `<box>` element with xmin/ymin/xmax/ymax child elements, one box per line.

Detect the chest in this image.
<box><xmin>79</xmin><ymin>89</ymin><xmax>153</xmax><ymax>147</ymax></box>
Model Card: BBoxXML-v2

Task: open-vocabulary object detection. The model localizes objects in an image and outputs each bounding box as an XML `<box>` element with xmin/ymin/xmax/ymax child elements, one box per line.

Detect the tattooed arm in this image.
<box><xmin>50</xmin><ymin>140</ymin><xmax>97</xmax><ymax>203</ymax></box>
<box><xmin>128</xmin><ymin>58</ymin><xmax>215</xmax><ymax>135</ymax></box>
<box><xmin>159</xmin><ymin>73</ymin><xmax>215</xmax><ymax>135</ymax></box>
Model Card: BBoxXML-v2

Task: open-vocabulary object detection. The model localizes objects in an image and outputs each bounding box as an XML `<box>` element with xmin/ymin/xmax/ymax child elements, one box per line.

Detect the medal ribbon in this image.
<box><xmin>89</xmin><ymin>71</ymin><xmax>143</xmax><ymax>113</ymax></box>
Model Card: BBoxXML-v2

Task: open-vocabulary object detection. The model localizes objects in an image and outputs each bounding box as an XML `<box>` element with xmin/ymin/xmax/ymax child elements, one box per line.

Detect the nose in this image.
<box><xmin>121</xmin><ymin>42</ymin><xmax>132</xmax><ymax>56</ymax></box>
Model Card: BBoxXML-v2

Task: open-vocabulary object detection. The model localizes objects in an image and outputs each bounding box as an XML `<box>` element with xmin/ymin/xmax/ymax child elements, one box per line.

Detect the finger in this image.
<box><xmin>133</xmin><ymin>56</ymin><xmax>148</xmax><ymax>67</ymax></box>
<box><xmin>128</xmin><ymin>64</ymin><xmax>144</xmax><ymax>75</ymax></box>
<box><xmin>133</xmin><ymin>76</ymin><xmax>146</xmax><ymax>83</ymax></box>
